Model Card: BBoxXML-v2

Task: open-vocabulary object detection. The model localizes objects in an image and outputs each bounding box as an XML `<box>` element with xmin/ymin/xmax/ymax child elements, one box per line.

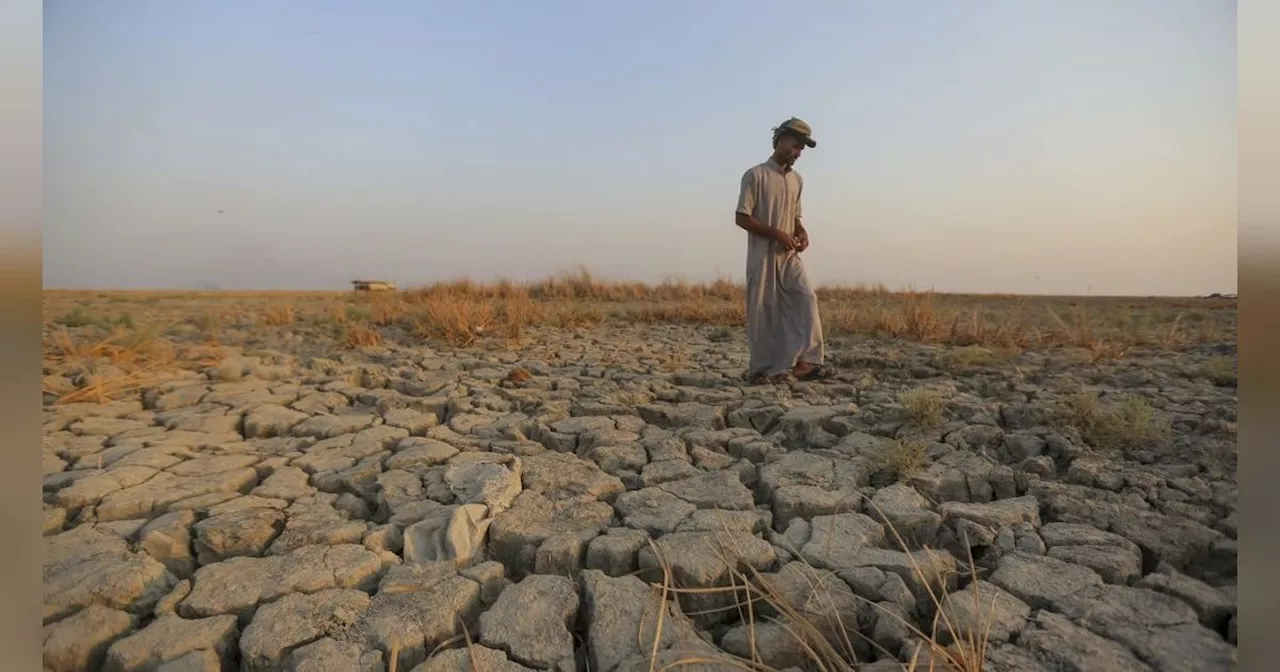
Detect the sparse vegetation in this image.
<box><xmin>369</xmin><ymin>293</ymin><xmax>407</xmax><ymax>326</ymax></box>
<box><xmin>41</xmin><ymin>325</ymin><xmax>224</xmax><ymax>404</ymax></box>
<box><xmin>1055</xmin><ymin>392</ymin><xmax>1173</xmax><ymax>451</ymax></box>
<box><xmin>866</xmin><ymin>438</ymin><xmax>930</xmax><ymax>482</ymax></box>
<box><xmin>1191</xmin><ymin>355</ymin><xmax>1237</xmax><ymax>387</ymax></box>
<box><xmin>52</xmin><ymin>306</ymin><xmax>98</xmax><ymax>327</ymax></box>
<box><xmin>262</xmin><ymin>303</ymin><xmax>295</xmax><ymax>326</ymax></box>
<box><xmin>42</xmin><ymin>269</ymin><xmax>1235</xmax><ymax>354</ymax></box>
<box><xmin>410</xmin><ymin>295</ymin><xmax>497</xmax><ymax>347</ymax></box>
<box><xmin>899</xmin><ymin>388</ymin><xmax>945</xmax><ymax>428</ymax></box>
<box><xmin>342</xmin><ymin>324</ymin><xmax>383</xmax><ymax>349</ymax></box>
<box><xmin>937</xmin><ymin>345</ymin><xmax>995</xmax><ymax>371</ymax></box>
<box><xmin>635</xmin><ymin>507</ymin><xmax>994</xmax><ymax>671</ymax></box>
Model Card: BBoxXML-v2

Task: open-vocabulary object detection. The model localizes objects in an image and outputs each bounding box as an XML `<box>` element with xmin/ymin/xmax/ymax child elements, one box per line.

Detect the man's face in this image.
<box><xmin>775</xmin><ymin>134</ymin><xmax>806</xmax><ymax>166</ymax></box>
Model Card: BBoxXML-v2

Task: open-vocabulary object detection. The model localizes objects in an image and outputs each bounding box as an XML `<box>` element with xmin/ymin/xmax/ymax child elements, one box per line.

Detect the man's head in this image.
<box><xmin>770</xmin><ymin>117</ymin><xmax>817</xmax><ymax>167</ymax></box>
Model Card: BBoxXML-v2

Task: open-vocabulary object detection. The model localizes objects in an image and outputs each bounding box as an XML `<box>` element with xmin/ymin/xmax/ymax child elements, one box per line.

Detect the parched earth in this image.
<box><xmin>42</xmin><ymin>324</ymin><xmax>1238</xmax><ymax>671</ymax></box>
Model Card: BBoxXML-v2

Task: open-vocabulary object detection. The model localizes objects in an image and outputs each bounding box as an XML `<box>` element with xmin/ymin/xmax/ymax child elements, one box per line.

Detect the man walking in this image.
<box><xmin>735</xmin><ymin>117</ymin><xmax>826</xmax><ymax>383</ymax></box>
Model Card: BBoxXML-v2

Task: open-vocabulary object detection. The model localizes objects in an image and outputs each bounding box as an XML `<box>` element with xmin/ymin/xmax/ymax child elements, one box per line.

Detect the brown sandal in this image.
<box><xmin>794</xmin><ymin>364</ymin><xmax>830</xmax><ymax>381</ymax></box>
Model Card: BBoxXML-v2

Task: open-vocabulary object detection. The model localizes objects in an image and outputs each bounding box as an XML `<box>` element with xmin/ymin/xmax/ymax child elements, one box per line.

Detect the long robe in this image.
<box><xmin>736</xmin><ymin>158</ymin><xmax>825</xmax><ymax>378</ymax></box>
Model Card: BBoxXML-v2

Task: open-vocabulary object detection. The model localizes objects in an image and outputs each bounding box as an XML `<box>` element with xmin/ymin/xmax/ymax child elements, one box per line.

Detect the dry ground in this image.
<box><xmin>41</xmin><ymin>272</ymin><xmax>1237</xmax><ymax>671</ymax></box>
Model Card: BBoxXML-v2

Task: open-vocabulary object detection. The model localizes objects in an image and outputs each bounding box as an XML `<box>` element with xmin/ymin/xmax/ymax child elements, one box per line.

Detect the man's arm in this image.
<box><xmin>735</xmin><ymin>213</ymin><xmax>777</xmax><ymax>239</ymax></box>
<box><xmin>734</xmin><ymin>169</ymin><xmax>781</xmax><ymax>240</ymax></box>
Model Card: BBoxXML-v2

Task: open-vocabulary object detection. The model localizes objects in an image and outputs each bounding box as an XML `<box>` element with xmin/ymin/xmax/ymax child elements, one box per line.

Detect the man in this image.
<box><xmin>734</xmin><ymin>117</ymin><xmax>826</xmax><ymax>383</ymax></box>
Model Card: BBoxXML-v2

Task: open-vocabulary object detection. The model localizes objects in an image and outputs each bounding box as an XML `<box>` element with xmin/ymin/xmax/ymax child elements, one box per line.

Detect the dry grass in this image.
<box><xmin>640</xmin><ymin>501</ymin><xmax>997</xmax><ymax>671</ymax></box>
<box><xmin>262</xmin><ymin>303</ymin><xmax>295</xmax><ymax>326</ymax></box>
<box><xmin>866</xmin><ymin>439</ymin><xmax>931</xmax><ymax>482</ymax></box>
<box><xmin>382</xmin><ymin>279</ymin><xmax>1226</xmax><ymax>355</ymax></box>
<box><xmin>1054</xmin><ymin>392</ymin><xmax>1173</xmax><ymax>452</ymax></box>
<box><xmin>393</xmin><ymin>275</ymin><xmax>1225</xmax><ymax>353</ymax></box>
<box><xmin>41</xmin><ymin>325</ymin><xmax>224</xmax><ymax>404</ymax></box>
<box><xmin>936</xmin><ymin>346</ymin><xmax>997</xmax><ymax>372</ymax></box>
<box><xmin>370</xmin><ymin>293</ymin><xmax>408</xmax><ymax>326</ymax></box>
<box><xmin>409</xmin><ymin>295</ymin><xmax>497</xmax><ymax>347</ymax></box>
<box><xmin>399</xmin><ymin>499</ymin><xmax>1004</xmax><ymax>670</ymax></box>
<box><xmin>41</xmin><ymin>269</ymin><xmax>1234</xmax><ymax>410</ymax></box>
<box><xmin>342</xmin><ymin>324</ymin><xmax>383</xmax><ymax>349</ymax></box>
<box><xmin>51</xmin><ymin>305</ymin><xmax>135</xmax><ymax>329</ymax></box>
<box><xmin>43</xmin><ymin>270</ymin><xmax>1235</xmax><ymax>356</ymax></box>
<box><xmin>1190</xmin><ymin>355</ymin><xmax>1237</xmax><ymax>387</ymax></box>
<box><xmin>899</xmin><ymin>389</ymin><xmax>945</xmax><ymax>428</ymax></box>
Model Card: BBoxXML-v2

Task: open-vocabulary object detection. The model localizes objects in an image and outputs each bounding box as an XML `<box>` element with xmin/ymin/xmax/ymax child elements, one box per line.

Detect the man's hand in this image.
<box><xmin>773</xmin><ymin>230</ymin><xmax>798</xmax><ymax>251</ymax></box>
<box><xmin>795</xmin><ymin>227</ymin><xmax>810</xmax><ymax>252</ymax></box>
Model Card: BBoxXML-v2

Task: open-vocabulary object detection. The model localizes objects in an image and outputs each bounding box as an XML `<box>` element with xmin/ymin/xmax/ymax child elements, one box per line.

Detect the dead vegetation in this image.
<box><xmin>417</xmin><ymin>506</ymin><xmax>999</xmax><ymax>670</ymax></box>
<box><xmin>622</xmin><ymin>506</ymin><xmax>996</xmax><ymax>671</ymax></box>
<box><xmin>342</xmin><ymin>324</ymin><xmax>383</xmax><ymax>349</ymax></box>
<box><xmin>869</xmin><ymin>439</ymin><xmax>932</xmax><ymax>483</ymax></box>
<box><xmin>898</xmin><ymin>389</ymin><xmax>946</xmax><ymax>429</ymax></box>
<box><xmin>1189</xmin><ymin>355</ymin><xmax>1236</xmax><ymax>387</ymax></box>
<box><xmin>41</xmin><ymin>325</ymin><xmax>224</xmax><ymax>404</ymax></box>
<box><xmin>44</xmin><ymin>269</ymin><xmax>1235</xmax><ymax>355</ymax></box>
<box><xmin>1053</xmin><ymin>392</ymin><xmax>1173</xmax><ymax>452</ymax></box>
<box><xmin>41</xmin><ymin>269</ymin><xmax>1235</xmax><ymax>405</ymax></box>
<box><xmin>262</xmin><ymin>303</ymin><xmax>295</xmax><ymax>326</ymax></box>
<box><xmin>936</xmin><ymin>346</ymin><xmax>1002</xmax><ymax>372</ymax></box>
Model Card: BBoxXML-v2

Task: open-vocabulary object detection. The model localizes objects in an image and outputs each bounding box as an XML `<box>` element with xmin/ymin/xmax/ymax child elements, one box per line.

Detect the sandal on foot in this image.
<box><xmin>794</xmin><ymin>365</ymin><xmax>830</xmax><ymax>381</ymax></box>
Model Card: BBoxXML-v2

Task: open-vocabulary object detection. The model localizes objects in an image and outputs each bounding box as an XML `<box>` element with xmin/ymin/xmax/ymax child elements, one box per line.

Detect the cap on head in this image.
<box><xmin>774</xmin><ymin>117</ymin><xmax>817</xmax><ymax>148</ymax></box>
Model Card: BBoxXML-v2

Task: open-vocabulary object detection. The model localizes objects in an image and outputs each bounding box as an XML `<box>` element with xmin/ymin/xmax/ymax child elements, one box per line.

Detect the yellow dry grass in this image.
<box><xmin>632</xmin><ymin>499</ymin><xmax>998</xmax><ymax>671</ymax></box>
<box><xmin>865</xmin><ymin>438</ymin><xmax>931</xmax><ymax>482</ymax></box>
<box><xmin>42</xmin><ymin>268</ymin><xmax>1236</xmax><ymax>405</ymax></box>
<box><xmin>342</xmin><ymin>324</ymin><xmax>383</xmax><ymax>349</ymax></box>
<box><xmin>41</xmin><ymin>325</ymin><xmax>224</xmax><ymax>404</ymax></box>
<box><xmin>899</xmin><ymin>389</ymin><xmax>946</xmax><ymax>429</ymax></box>
<box><xmin>410</xmin><ymin>506</ymin><xmax>995</xmax><ymax>670</ymax></box>
<box><xmin>358</xmin><ymin>271</ymin><xmax>1226</xmax><ymax>353</ymax></box>
<box><xmin>262</xmin><ymin>303</ymin><xmax>295</xmax><ymax>326</ymax></box>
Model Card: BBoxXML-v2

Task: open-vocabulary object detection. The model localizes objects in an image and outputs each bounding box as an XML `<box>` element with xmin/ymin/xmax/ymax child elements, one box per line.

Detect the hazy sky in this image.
<box><xmin>43</xmin><ymin>0</ymin><xmax>1237</xmax><ymax>295</ymax></box>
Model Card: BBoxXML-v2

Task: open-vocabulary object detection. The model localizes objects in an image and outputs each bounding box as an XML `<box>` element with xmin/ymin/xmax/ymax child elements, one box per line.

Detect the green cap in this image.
<box><xmin>774</xmin><ymin>117</ymin><xmax>817</xmax><ymax>148</ymax></box>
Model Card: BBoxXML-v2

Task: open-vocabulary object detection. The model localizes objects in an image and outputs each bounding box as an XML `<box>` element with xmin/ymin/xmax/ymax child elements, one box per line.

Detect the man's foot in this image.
<box><xmin>791</xmin><ymin>362</ymin><xmax>829</xmax><ymax>380</ymax></box>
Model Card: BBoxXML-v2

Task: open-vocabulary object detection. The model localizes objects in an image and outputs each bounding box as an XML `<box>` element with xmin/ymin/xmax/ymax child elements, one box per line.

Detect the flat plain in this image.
<box><xmin>41</xmin><ymin>273</ymin><xmax>1238</xmax><ymax>671</ymax></box>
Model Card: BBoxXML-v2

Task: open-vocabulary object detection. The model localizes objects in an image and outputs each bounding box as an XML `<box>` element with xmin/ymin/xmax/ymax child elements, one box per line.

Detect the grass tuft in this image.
<box><xmin>1192</xmin><ymin>355</ymin><xmax>1236</xmax><ymax>387</ymax></box>
<box><xmin>937</xmin><ymin>346</ymin><xmax>994</xmax><ymax>371</ymax></box>
<box><xmin>899</xmin><ymin>389</ymin><xmax>945</xmax><ymax>428</ymax></box>
<box><xmin>342</xmin><ymin>324</ymin><xmax>383</xmax><ymax>349</ymax></box>
<box><xmin>262</xmin><ymin>303</ymin><xmax>295</xmax><ymax>326</ymax></box>
<box><xmin>1054</xmin><ymin>392</ymin><xmax>1172</xmax><ymax>452</ymax></box>
<box><xmin>41</xmin><ymin>326</ymin><xmax>223</xmax><ymax>404</ymax></box>
<box><xmin>866</xmin><ymin>438</ymin><xmax>931</xmax><ymax>482</ymax></box>
<box><xmin>411</xmin><ymin>295</ymin><xmax>496</xmax><ymax>347</ymax></box>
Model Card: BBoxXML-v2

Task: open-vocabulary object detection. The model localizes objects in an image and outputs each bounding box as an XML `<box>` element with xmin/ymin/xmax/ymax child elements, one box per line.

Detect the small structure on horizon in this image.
<box><xmin>352</xmin><ymin>279</ymin><xmax>397</xmax><ymax>292</ymax></box>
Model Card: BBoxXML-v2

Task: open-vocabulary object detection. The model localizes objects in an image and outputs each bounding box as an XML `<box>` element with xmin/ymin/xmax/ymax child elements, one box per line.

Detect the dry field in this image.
<box><xmin>42</xmin><ymin>271</ymin><xmax>1237</xmax><ymax>671</ymax></box>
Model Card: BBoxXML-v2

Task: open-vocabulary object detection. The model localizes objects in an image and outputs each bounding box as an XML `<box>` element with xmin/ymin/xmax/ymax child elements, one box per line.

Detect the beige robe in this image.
<box><xmin>736</xmin><ymin>158</ymin><xmax>825</xmax><ymax>378</ymax></box>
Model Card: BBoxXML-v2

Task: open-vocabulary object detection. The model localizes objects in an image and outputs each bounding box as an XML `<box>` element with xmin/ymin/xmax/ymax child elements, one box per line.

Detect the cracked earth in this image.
<box><xmin>43</xmin><ymin>320</ymin><xmax>1237</xmax><ymax>671</ymax></box>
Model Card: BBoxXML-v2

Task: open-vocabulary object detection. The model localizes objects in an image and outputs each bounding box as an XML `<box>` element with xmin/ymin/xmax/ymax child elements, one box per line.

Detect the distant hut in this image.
<box><xmin>352</xmin><ymin>279</ymin><xmax>397</xmax><ymax>292</ymax></box>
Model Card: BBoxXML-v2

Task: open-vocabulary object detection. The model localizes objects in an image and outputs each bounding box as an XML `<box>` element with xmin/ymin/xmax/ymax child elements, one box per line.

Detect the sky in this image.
<box><xmin>43</xmin><ymin>0</ymin><xmax>1237</xmax><ymax>296</ymax></box>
